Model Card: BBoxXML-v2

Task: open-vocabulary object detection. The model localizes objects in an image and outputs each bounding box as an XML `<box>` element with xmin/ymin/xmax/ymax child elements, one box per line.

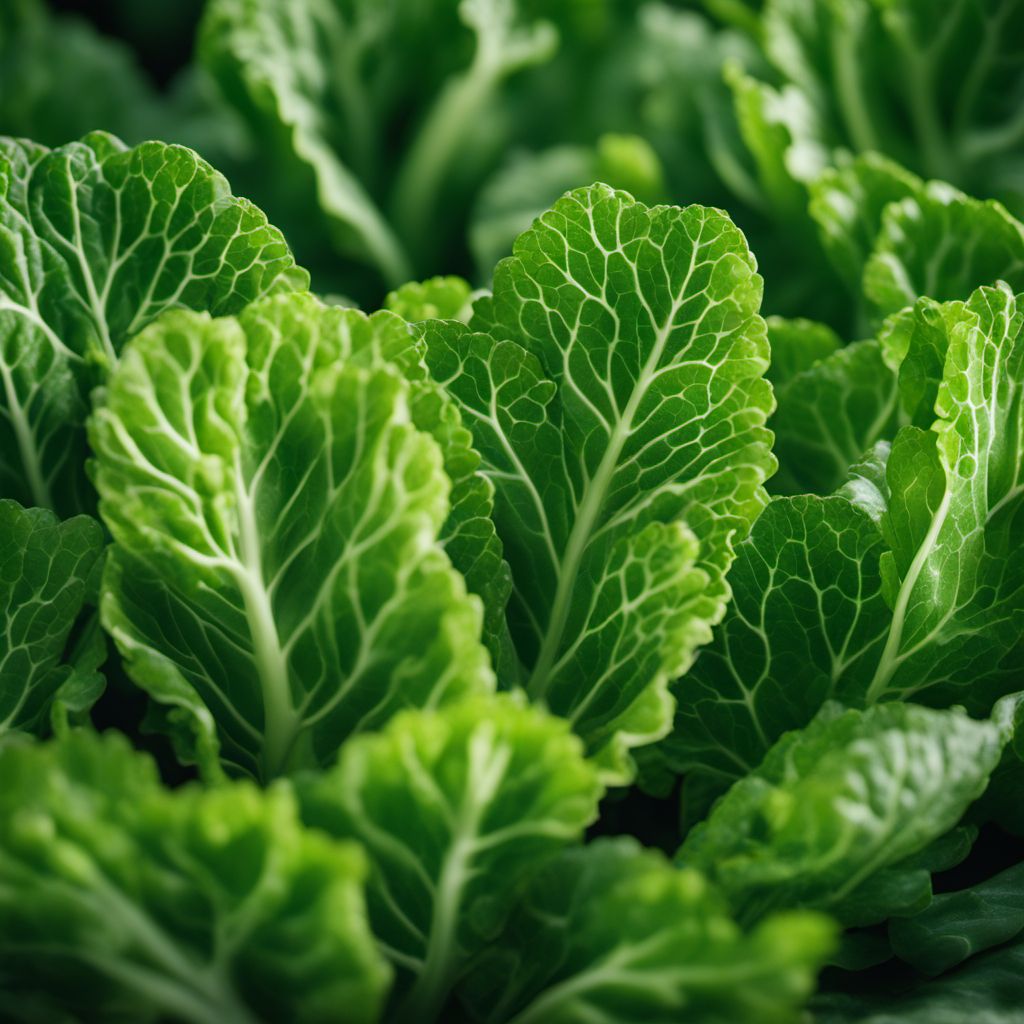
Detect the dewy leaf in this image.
<box><xmin>0</xmin><ymin>729</ymin><xmax>390</xmax><ymax>1024</ymax></box>
<box><xmin>677</xmin><ymin>699</ymin><xmax>1015</xmax><ymax>928</ymax></box>
<box><xmin>461</xmin><ymin>836</ymin><xmax>834</xmax><ymax>1024</ymax></box>
<box><xmin>664</xmin><ymin>495</ymin><xmax>890</xmax><ymax>789</ymax></box>
<box><xmin>889</xmin><ymin>860</ymin><xmax>1024</xmax><ymax>977</ymax></box>
<box><xmin>90</xmin><ymin>296</ymin><xmax>492</xmax><ymax>781</ymax></box>
<box><xmin>0</xmin><ymin>132</ymin><xmax>305</xmax><ymax>516</ymax></box>
<box><xmin>770</xmin><ymin>338</ymin><xmax>902</xmax><ymax>495</ymax></box>
<box><xmin>0</xmin><ymin>499</ymin><xmax>105</xmax><ymax>738</ymax></box>
<box><xmin>200</xmin><ymin>0</ymin><xmax>556</xmax><ymax>287</ymax></box>
<box><xmin>421</xmin><ymin>184</ymin><xmax>775</xmax><ymax>778</ymax></box>
<box><xmin>296</xmin><ymin>693</ymin><xmax>602</xmax><ymax>1024</ymax></box>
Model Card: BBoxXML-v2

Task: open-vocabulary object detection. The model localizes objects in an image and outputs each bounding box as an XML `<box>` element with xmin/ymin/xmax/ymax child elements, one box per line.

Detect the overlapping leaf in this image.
<box><xmin>678</xmin><ymin>699</ymin><xmax>1016</xmax><ymax>928</ymax></box>
<box><xmin>90</xmin><ymin>295</ymin><xmax>492</xmax><ymax>780</ymax></box>
<box><xmin>0</xmin><ymin>499</ymin><xmax>105</xmax><ymax>737</ymax></box>
<box><xmin>0</xmin><ymin>132</ymin><xmax>303</xmax><ymax>515</ymax></box>
<box><xmin>461</xmin><ymin>836</ymin><xmax>833</xmax><ymax>1024</ymax></box>
<box><xmin>297</xmin><ymin>694</ymin><xmax>601</xmax><ymax>1024</ymax></box>
<box><xmin>0</xmin><ymin>729</ymin><xmax>390</xmax><ymax>1023</ymax></box>
<box><xmin>421</xmin><ymin>184</ymin><xmax>775</xmax><ymax>778</ymax></box>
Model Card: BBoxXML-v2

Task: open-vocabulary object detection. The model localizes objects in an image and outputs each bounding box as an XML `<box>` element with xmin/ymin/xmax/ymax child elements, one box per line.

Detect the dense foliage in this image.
<box><xmin>1</xmin><ymin>1</ymin><xmax>1023</xmax><ymax>1021</ymax></box>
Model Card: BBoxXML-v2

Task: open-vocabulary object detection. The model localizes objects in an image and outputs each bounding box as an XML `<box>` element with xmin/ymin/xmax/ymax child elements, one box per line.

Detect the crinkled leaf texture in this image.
<box><xmin>0</xmin><ymin>499</ymin><xmax>105</xmax><ymax>737</ymax></box>
<box><xmin>678</xmin><ymin>699</ymin><xmax>1016</xmax><ymax>929</ymax></box>
<box><xmin>421</xmin><ymin>183</ymin><xmax>775</xmax><ymax>781</ymax></box>
<box><xmin>810</xmin><ymin>153</ymin><xmax>1024</xmax><ymax>322</ymax></box>
<box><xmin>90</xmin><ymin>294</ymin><xmax>492</xmax><ymax>781</ymax></box>
<box><xmin>461</xmin><ymin>836</ymin><xmax>834</xmax><ymax>1024</ymax></box>
<box><xmin>0</xmin><ymin>729</ymin><xmax>390</xmax><ymax>1024</ymax></box>
<box><xmin>297</xmin><ymin>693</ymin><xmax>601</xmax><ymax>1024</ymax></box>
<box><xmin>770</xmin><ymin>336</ymin><xmax>901</xmax><ymax>495</ymax></box>
<box><xmin>385</xmin><ymin>276</ymin><xmax>475</xmax><ymax>325</ymax></box>
<box><xmin>0</xmin><ymin>131</ymin><xmax>304</xmax><ymax>516</ymax></box>
<box><xmin>664</xmin><ymin>283</ymin><xmax>1024</xmax><ymax>789</ymax></box>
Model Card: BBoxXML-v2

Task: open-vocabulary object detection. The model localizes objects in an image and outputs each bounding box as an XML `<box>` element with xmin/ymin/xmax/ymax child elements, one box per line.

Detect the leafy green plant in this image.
<box><xmin>1</xmin><ymin>2</ymin><xmax>1023</xmax><ymax>1021</ymax></box>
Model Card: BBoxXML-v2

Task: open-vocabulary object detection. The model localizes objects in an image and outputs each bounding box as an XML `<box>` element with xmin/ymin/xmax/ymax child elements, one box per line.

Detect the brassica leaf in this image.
<box><xmin>297</xmin><ymin>693</ymin><xmax>601</xmax><ymax>1024</ymax></box>
<box><xmin>90</xmin><ymin>295</ymin><xmax>492</xmax><ymax>780</ymax></box>
<box><xmin>462</xmin><ymin>836</ymin><xmax>834</xmax><ymax>1024</ymax></box>
<box><xmin>0</xmin><ymin>132</ymin><xmax>304</xmax><ymax>516</ymax></box>
<box><xmin>0</xmin><ymin>728</ymin><xmax>390</xmax><ymax>1023</ymax></box>
<box><xmin>421</xmin><ymin>184</ymin><xmax>775</xmax><ymax>779</ymax></box>
<box><xmin>0</xmin><ymin>499</ymin><xmax>105</xmax><ymax>737</ymax></box>
<box><xmin>199</xmin><ymin>0</ymin><xmax>556</xmax><ymax>288</ymax></box>
<box><xmin>678</xmin><ymin>699</ymin><xmax>1016</xmax><ymax>928</ymax></box>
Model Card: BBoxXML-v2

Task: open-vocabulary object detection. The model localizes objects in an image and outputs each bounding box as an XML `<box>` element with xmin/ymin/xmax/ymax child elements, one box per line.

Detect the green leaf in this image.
<box><xmin>90</xmin><ymin>295</ymin><xmax>492</xmax><ymax>780</ymax></box>
<box><xmin>470</xmin><ymin>134</ymin><xmax>666</xmax><ymax>274</ymax></box>
<box><xmin>809</xmin><ymin>153</ymin><xmax>1024</xmax><ymax>322</ymax></box>
<box><xmin>0</xmin><ymin>499</ymin><xmax>105</xmax><ymax>738</ymax></box>
<box><xmin>0</xmin><ymin>729</ymin><xmax>390</xmax><ymax>1023</ymax></box>
<box><xmin>866</xmin><ymin>285</ymin><xmax>1024</xmax><ymax>705</ymax></box>
<box><xmin>813</xmin><ymin>937</ymin><xmax>1024</xmax><ymax>1024</ymax></box>
<box><xmin>758</xmin><ymin>1</ymin><xmax>1024</xmax><ymax>218</ymax></box>
<box><xmin>461</xmin><ymin>837</ymin><xmax>835</xmax><ymax>1024</ymax></box>
<box><xmin>0</xmin><ymin>132</ymin><xmax>305</xmax><ymax>516</ymax></box>
<box><xmin>297</xmin><ymin>693</ymin><xmax>601</xmax><ymax>1024</ymax></box>
<box><xmin>386</xmin><ymin>276</ymin><xmax>474</xmax><ymax>325</ymax></box>
<box><xmin>677</xmin><ymin>700</ymin><xmax>1015</xmax><ymax>928</ymax></box>
<box><xmin>0</xmin><ymin>0</ymin><xmax>159</xmax><ymax>147</ymax></box>
<box><xmin>663</xmin><ymin>495</ymin><xmax>890</xmax><ymax>788</ymax></box>
<box><xmin>199</xmin><ymin>0</ymin><xmax>556</xmax><ymax>286</ymax></box>
<box><xmin>421</xmin><ymin>185</ymin><xmax>775</xmax><ymax>778</ymax></box>
<box><xmin>890</xmin><ymin>859</ymin><xmax>1024</xmax><ymax>977</ymax></box>
<box><xmin>771</xmin><ymin>338</ymin><xmax>902</xmax><ymax>494</ymax></box>
<box><xmin>764</xmin><ymin>315</ymin><xmax>841</xmax><ymax>388</ymax></box>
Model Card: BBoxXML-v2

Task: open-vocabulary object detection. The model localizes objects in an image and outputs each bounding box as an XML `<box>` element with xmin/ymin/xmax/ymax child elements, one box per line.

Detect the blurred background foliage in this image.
<box><xmin>5</xmin><ymin>0</ymin><xmax>1023</xmax><ymax>334</ymax></box>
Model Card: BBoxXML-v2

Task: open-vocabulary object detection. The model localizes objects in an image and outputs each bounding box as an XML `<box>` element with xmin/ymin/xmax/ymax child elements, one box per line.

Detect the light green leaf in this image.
<box><xmin>297</xmin><ymin>693</ymin><xmax>601</xmax><ymax>1024</ymax></box>
<box><xmin>0</xmin><ymin>499</ymin><xmax>105</xmax><ymax>738</ymax></box>
<box><xmin>0</xmin><ymin>729</ymin><xmax>390</xmax><ymax>1023</ymax></box>
<box><xmin>0</xmin><ymin>132</ymin><xmax>305</xmax><ymax>516</ymax></box>
<box><xmin>664</xmin><ymin>495</ymin><xmax>890</xmax><ymax>789</ymax></box>
<box><xmin>462</xmin><ymin>837</ymin><xmax>835</xmax><ymax>1024</ymax></box>
<box><xmin>809</xmin><ymin>153</ymin><xmax>1024</xmax><ymax>322</ymax></box>
<box><xmin>867</xmin><ymin>284</ymin><xmax>1024</xmax><ymax>705</ymax></box>
<box><xmin>771</xmin><ymin>338</ymin><xmax>902</xmax><ymax>494</ymax></box>
<box><xmin>678</xmin><ymin>699</ymin><xmax>1015</xmax><ymax>928</ymax></box>
<box><xmin>421</xmin><ymin>185</ymin><xmax>775</xmax><ymax>777</ymax></box>
<box><xmin>890</xmin><ymin>859</ymin><xmax>1024</xmax><ymax>977</ymax></box>
<box><xmin>386</xmin><ymin>276</ymin><xmax>474</xmax><ymax>325</ymax></box>
<box><xmin>90</xmin><ymin>295</ymin><xmax>492</xmax><ymax>780</ymax></box>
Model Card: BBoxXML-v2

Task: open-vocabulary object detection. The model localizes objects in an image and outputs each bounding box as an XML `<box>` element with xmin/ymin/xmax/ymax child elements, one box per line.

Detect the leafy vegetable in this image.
<box><xmin>0</xmin><ymin>728</ymin><xmax>390</xmax><ymax>1023</ymax></box>
<box><xmin>663</xmin><ymin>283</ymin><xmax>1024</xmax><ymax>785</ymax></box>
<box><xmin>0</xmin><ymin>499</ymin><xmax>105</xmax><ymax>737</ymax></box>
<box><xmin>421</xmin><ymin>183</ymin><xmax>775</xmax><ymax>779</ymax></box>
<box><xmin>677</xmin><ymin>699</ymin><xmax>1016</xmax><ymax>927</ymax></box>
<box><xmin>298</xmin><ymin>693</ymin><xmax>601</xmax><ymax>1023</ymax></box>
<box><xmin>0</xmin><ymin>132</ymin><xmax>304</xmax><ymax>516</ymax></box>
<box><xmin>90</xmin><ymin>295</ymin><xmax>492</xmax><ymax>779</ymax></box>
<box><xmin>462</xmin><ymin>837</ymin><xmax>834</xmax><ymax>1024</ymax></box>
